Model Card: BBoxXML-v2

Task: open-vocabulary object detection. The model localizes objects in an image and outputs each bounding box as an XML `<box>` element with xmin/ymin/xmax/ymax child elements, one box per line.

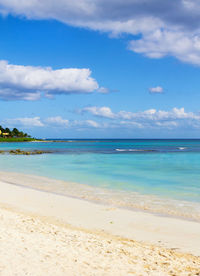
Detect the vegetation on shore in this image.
<box><xmin>0</xmin><ymin>137</ymin><xmax>38</xmax><ymax>142</ymax></box>
<box><xmin>0</xmin><ymin>126</ymin><xmax>39</xmax><ymax>142</ymax></box>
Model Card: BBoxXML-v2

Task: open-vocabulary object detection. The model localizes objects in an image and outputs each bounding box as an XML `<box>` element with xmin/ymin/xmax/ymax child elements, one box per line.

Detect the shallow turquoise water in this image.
<box><xmin>0</xmin><ymin>139</ymin><xmax>200</xmax><ymax>203</ymax></box>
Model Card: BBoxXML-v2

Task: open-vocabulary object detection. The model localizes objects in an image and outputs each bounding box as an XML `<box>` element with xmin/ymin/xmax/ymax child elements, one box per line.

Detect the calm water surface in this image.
<box><xmin>0</xmin><ymin>139</ymin><xmax>200</xmax><ymax>204</ymax></box>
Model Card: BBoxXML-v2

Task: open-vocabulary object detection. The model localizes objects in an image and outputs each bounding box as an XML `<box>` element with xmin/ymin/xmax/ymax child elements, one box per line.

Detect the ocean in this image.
<box><xmin>0</xmin><ymin>139</ymin><xmax>200</xmax><ymax>219</ymax></box>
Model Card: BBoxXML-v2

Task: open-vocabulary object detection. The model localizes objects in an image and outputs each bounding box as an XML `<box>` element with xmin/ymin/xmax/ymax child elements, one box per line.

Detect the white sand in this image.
<box><xmin>0</xmin><ymin>172</ymin><xmax>200</xmax><ymax>275</ymax></box>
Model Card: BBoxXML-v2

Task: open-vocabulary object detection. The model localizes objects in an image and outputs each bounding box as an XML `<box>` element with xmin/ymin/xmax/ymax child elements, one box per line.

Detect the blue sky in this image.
<box><xmin>1</xmin><ymin>1</ymin><xmax>200</xmax><ymax>138</ymax></box>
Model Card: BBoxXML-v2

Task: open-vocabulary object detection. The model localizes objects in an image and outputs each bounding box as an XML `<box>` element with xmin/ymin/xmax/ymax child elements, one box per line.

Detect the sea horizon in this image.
<box><xmin>43</xmin><ymin>138</ymin><xmax>200</xmax><ymax>140</ymax></box>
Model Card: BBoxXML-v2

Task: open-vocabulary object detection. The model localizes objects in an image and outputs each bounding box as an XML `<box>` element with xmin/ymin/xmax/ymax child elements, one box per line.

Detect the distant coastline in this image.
<box><xmin>0</xmin><ymin>137</ymin><xmax>41</xmax><ymax>142</ymax></box>
<box><xmin>0</xmin><ymin>125</ymin><xmax>39</xmax><ymax>142</ymax></box>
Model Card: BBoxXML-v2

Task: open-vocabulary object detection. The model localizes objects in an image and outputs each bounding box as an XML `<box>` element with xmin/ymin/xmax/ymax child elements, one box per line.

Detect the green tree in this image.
<box><xmin>0</xmin><ymin>125</ymin><xmax>5</xmax><ymax>133</ymax></box>
<box><xmin>5</xmin><ymin>128</ymin><xmax>11</xmax><ymax>134</ymax></box>
<box><xmin>18</xmin><ymin>131</ymin><xmax>24</xmax><ymax>137</ymax></box>
<box><xmin>12</xmin><ymin>128</ymin><xmax>20</xmax><ymax>137</ymax></box>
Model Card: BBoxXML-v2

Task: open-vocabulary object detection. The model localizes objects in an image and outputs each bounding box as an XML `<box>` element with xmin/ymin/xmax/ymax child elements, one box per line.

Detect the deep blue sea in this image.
<box><xmin>0</xmin><ymin>139</ymin><xmax>200</xmax><ymax>206</ymax></box>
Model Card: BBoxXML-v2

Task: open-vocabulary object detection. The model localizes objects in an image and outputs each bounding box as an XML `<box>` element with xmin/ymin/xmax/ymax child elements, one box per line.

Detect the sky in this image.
<box><xmin>1</xmin><ymin>0</ymin><xmax>200</xmax><ymax>138</ymax></box>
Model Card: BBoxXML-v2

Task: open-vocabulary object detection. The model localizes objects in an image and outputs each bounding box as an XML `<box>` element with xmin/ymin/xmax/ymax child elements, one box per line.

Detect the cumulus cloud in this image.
<box><xmin>155</xmin><ymin>121</ymin><xmax>178</xmax><ymax>128</ymax></box>
<box><xmin>5</xmin><ymin>117</ymin><xmax>44</xmax><ymax>127</ymax></box>
<box><xmin>45</xmin><ymin>116</ymin><xmax>69</xmax><ymax>127</ymax></box>
<box><xmin>45</xmin><ymin>117</ymin><xmax>101</xmax><ymax>129</ymax></box>
<box><xmin>0</xmin><ymin>88</ymin><xmax>41</xmax><ymax>101</ymax></box>
<box><xmin>81</xmin><ymin>106</ymin><xmax>116</xmax><ymax>118</ymax></box>
<box><xmin>1</xmin><ymin>1</ymin><xmax>200</xmax><ymax>64</ymax></box>
<box><xmin>85</xmin><ymin>120</ymin><xmax>100</xmax><ymax>128</ymax></box>
<box><xmin>44</xmin><ymin>116</ymin><xmax>101</xmax><ymax>129</ymax></box>
<box><xmin>0</xmin><ymin>60</ymin><xmax>100</xmax><ymax>100</ymax></box>
<box><xmin>3</xmin><ymin>106</ymin><xmax>200</xmax><ymax>131</ymax></box>
<box><xmin>119</xmin><ymin>121</ymin><xmax>144</xmax><ymax>129</ymax></box>
<box><xmin>84</xmin><ymin>106</ymin><xmax>199</xmax><ymax>121</ymax></box>
<box><xmin>4</xmin><ymin>116</ymin><xmax>102</xmax><ymax>129</ymax></box>
<box><xmin>129</xmin><ymin>30</ymin><xmax>200</xmax><ymax>65</ymax></box>
<box><xmin>45</xmin><ymin>118</ymin><xmax>101</xmax><ymax>129</ymax></box>
<box><xmin>80</xmin><ymin>106</ymin><xmax>200</xmax><ymax>129</ymax></box>
<box><xmin>149</xmin><ymin>86</ymin><xmax>163</xmax><ymax>94</ymax></box>
<box><xmin>73</xmin><ymin>119</ymin><xmax>101</xmax><ymax>128</ymax></box>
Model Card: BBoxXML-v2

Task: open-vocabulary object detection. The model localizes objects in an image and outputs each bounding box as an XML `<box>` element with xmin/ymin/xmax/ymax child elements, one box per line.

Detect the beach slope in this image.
<box><xmin>0</xmin><ymin>174</ymin><xmax>199</xmax><ymax>275</ymax></box>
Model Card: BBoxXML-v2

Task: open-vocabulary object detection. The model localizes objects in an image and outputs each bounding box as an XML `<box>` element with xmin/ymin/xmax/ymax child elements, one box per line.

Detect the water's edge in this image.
<box><xmin>0</xmin><ymin>170</ymin><xmax>199</xmax><ymax>223</ymax></box>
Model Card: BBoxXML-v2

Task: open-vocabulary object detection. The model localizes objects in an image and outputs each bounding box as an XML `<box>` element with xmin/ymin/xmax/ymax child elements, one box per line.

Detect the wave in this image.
<box><xmin>115</xmin><ymin>149</ymin><xmax>155</xmax><ymax>152</ymax></box>
<box><xmin>116</xmin><ymin>149</ymin><xmax>139</xmax><ymax>152</ymax></box>
<box><xmin>115</xmin><ymin>147</ymin><xmax>188</xmax><ymax>153</ymax></box>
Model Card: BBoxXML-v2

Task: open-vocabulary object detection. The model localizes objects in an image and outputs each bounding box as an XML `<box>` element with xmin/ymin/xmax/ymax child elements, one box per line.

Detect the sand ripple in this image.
<box><xmin>0</xmin><ymin>207</ymin><xmax>199</xmax><ymax>276</ymax></box>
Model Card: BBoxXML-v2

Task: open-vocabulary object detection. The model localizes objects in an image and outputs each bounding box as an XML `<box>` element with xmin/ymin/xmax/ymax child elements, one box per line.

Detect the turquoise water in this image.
<box><xmin>0</xmin><ymin>139</ymin><xmax>200</xmax><ymax>203</ymax></box>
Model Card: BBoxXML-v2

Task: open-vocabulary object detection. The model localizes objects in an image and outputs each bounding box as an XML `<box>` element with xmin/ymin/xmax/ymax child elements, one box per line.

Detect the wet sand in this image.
<box><xmin>0</xmin><ymin>172</ymin><xmax>200</xmax><ymax>275</ymax></box>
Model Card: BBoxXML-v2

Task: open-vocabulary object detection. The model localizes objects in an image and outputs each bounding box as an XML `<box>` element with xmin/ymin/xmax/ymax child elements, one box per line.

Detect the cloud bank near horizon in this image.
<box><xmin>4</xmin><ymin>116</ymin><xmax>101</xmax><ymax>130</ymax></box>
<box><xmin>3</xmin><ymin>107</ymin><xmax>200</xmax><ymax>132</ymax></box>
<box><xmin>81</xmin><ymin>106</ymin><xmax>200</xmax><ymax>129</ymax></box>
<box><xmin>0</xmin><ymin>60</ymin><xmax>100</xmax><ymax>101</ymax></box>
<box><xmin>1</xmin><ymin>0</ymin><xmax>200</xmax><ymax>65</ymax></box>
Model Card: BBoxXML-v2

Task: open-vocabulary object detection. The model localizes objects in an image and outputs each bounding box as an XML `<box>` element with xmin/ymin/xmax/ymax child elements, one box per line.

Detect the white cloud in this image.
<box><xmin>129</xmin><ymin>30</ymin><xmax>200</xmax><ymax>65</ymax></box>
<box><xmin>80</xmin><ymin>106</ymin><xmax>200</xmax><ymax>129</ymax></box>
<box><xmin>72</xmin><ymin>119</ymin><xmax>102</xmax><ymax>129</ymax></box>
<box><xmin>97</xmin><ymin>87</ymin><xmax>109</xmax><ymax>94</ymax></box>
<box><xmin>1</xmin><ymin>1</ymin><xmax>200</xmax><ymax>64</ymax></box>
<box><xmin>45</xmin><ymin>116</ymin><xmax>69</xmax><ymax>127</ymax></box>
<box><xmin>5</xmin><ymin>117</ymin><xmax>44</xmax><ymax>127</ymax></box>
<box><xmin>3</xmin><ymin>116</ymin><xmax>102</xmax><ymax>130</ymax></box>
<box><xmin>0</xmin><ymin>60</ymin><xmax>100</xmax><ymax>100</ymax></box>
<box><xmin>119</xmin><ymin>121</ymin><xmax>144</xmax><ymax>129</ymax></box>
<box><xmin>82</xmin><ymin>106</ymin><xmax>116</xmax><ymax>119</ymax></box>
<box><xmin>149</xmin><ymin>86</ymin><xmax>163</xmax><ymax>94</ymax></box>
<box><xmin>155</xmin><ymin>121</ymin><xmax>178</xmax><ymax>128</ymax></box>
<box><xmin>85</xmin><ymin>120</ymin><xmax>100</xmax><ymax>128</ymax></box>
<box><xmin>3</xmin><ymin>106</ymin><xmax>200</xmax><ymax>131</ymax></box>
<box><xmin>0</xmin><ymin>88</ymin><xmax>41</xmax><ymax>101</ymax></box>
<box><xmin>45</xmin><ymin>116</ymin><xmax>101</xmax><ymax>128</ymax></box>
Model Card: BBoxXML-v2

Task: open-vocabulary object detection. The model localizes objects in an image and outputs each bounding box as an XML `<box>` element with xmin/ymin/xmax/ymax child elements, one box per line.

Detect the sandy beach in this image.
<box><xmin>0</xmin><ymin>172</ymin><xmax>200</xmax><ymax>275</ymax></box>
<box><xmin>2</xmin><ymin>0</ymin><xmax>200</xmax><ymax>274</ymax></box>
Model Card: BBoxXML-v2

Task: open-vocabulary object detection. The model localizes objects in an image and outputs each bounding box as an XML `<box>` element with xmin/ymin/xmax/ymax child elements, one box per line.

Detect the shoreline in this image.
<box><xmin>0</xmin><ymin>170</ymin><xmax>200</xmax><ymax>223</ymax></box>
<box><xmin>0</xmin><ymin>172</ymin><xmax>200</xmax><ymax>274</ymax></box>
<box><xmin>0</xmin><ymin>173</ymin><xmax>200</xmax><ymax>256</ymax></box>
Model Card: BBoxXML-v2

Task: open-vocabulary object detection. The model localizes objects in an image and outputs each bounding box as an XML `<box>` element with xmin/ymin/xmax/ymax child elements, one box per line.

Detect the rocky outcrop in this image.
<box><xmin>0</xmin><ymin>149</ymin><xmax>51</xmax><ymax>155</ymax></box>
